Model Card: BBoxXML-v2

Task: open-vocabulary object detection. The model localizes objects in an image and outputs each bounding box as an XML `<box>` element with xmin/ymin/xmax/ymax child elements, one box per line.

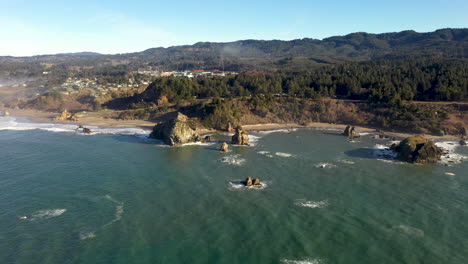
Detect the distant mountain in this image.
<box><xmin>0</xmin><ymin>28</ymin><xmax>467</xmax><ymax>71</ymax></box>
<box><xmin>54</xmin><ymin>52</ymin><xmax>104</xmax><ymax>56</ymax></box>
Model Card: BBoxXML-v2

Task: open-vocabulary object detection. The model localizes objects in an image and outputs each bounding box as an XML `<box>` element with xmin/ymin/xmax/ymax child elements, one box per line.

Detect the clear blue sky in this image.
<box><xmin>0</xmin><ymin>0</ymin><xmax>466</xmax><ymax>56</ymax></box>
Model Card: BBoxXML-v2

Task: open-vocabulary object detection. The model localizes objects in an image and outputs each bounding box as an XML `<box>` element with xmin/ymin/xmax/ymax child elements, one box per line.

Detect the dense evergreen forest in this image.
<box><xmin>118</xmin><ymin>59</ymin><xmax>467</xmax><ymax>108</ymax></box>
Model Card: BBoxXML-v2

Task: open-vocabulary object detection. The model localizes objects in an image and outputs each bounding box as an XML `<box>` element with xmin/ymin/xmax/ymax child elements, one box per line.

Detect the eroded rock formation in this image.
<box><xmin>232</xmin><ymin>127</ymin><xmax>249</xmax><ymax>145</ymax></box>
<box><xmin>149</xmin><ymin>113</ymin><xmax>201</xmax><ymax>146</ymax></box>
<box><xmin>391</xmin><ymin>136</ymin><xmax>443</xmax><ymax>163</ymax></box>
<box><xmin>343</xmin><ymin>125</ymin><xmax>360</xmax><ymax>139</ymax></box>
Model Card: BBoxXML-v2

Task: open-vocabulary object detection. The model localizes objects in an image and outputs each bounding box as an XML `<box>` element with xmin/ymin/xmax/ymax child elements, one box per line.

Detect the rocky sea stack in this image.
<box><xmin>343</xmin><ymin>125</ymin><xmax>360</xmax><ymax>139</ymax></box>
<box><xmin>391</xmin><ymin>136</ymin><xmax>443</xmax><ymax>163</ymax></box>
<box><xmin>231</xmin><ymin>127</ymin><xmax>249</xmax><ymax>145</ymax></box>
<box><xmin>149</xmin><ymin>113</ymin><xmax>201</xmax><ymax>146</ymax></box>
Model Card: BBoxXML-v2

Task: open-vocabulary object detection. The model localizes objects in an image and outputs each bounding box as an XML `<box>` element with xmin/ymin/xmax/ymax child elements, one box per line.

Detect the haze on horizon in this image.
<box><xmin>0</xmin><ymin>0</ymin><xmax>467</xmax><ymax>57</ymax></box>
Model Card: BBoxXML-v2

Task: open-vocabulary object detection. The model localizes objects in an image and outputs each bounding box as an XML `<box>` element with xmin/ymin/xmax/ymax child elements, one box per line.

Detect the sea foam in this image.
<box><xmin>0</xmin><ymin>116</ymin><xmax>150</xmax><ymax>136</ymax></box>
<box><xmin>30</xmin><ymin>209</ymin><xmax>67</xmax><ymax>220</ymax></box>
<box><xmin>281</xmin><ymin>258</ymin><xmax>323</xmax><ymax>264</ymax></box>
<box><xmin>294</xmin><ymin>199</ymin><xmax>329</xmax><ymax>209</ymax></box>
<box><xmin>220</xmin><ymin>155</ymin><xmax>246</xmax><ymax>166</ymax></box>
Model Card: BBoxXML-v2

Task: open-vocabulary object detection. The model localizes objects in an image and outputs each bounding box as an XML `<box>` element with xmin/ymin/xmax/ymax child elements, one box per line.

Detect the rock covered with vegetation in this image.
<box><xmin>391</xmin><ymin>136</ymin><xmax>443</xmax><ymax>163</ymax></box>
<box><xmin>231</xmin><ymin>127</ymin><xmax>249</xmax><ymax>145</ymax></box>
<box><xmin>149</xmin><ymin>113</ymin><xmax>201</xmax><ymax>146</ymax></box>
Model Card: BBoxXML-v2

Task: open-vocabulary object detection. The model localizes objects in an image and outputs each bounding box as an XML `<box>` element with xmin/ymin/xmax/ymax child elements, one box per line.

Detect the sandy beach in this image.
<box><xmin>2</xmin><ymin>107</ymin><xmax>461</xmax><ymax>140</ymax></box>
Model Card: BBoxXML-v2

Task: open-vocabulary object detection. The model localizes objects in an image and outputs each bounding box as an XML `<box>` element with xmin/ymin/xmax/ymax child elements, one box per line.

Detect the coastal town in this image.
<box><xmin>54</xmin><ymin>69</ymin><xmax>239</xmax><ymax>96</ymax></box>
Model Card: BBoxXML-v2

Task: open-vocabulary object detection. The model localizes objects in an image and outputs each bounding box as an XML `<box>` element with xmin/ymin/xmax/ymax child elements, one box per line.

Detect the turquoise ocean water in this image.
<box><xmin>1</xmin><ymin>116</ymin><xmax>467</xmax><ymax>264</ymax></box>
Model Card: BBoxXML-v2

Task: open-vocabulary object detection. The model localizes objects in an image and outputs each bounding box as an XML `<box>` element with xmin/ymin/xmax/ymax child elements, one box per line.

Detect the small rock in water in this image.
<box><xmin>83</xmin><ymin>127</ymin><xmax>92</xmax><ymax>134</ymax></box>
<box><xmin>245</xmin><ymin>177</ymin><xmax>253</xmax><ymax>186</ymax></box>
<box><xmin>220</xmin><ymin>142</ymin><xmax>229</xmax><ymax>152</ymax></box>
<box><xmin>252</xmin><ymin>178</ymin><xmax>261</xmax><ymax>185</ymax></box>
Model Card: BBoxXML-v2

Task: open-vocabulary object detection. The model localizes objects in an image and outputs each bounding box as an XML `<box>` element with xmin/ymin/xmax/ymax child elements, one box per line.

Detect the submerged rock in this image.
<box><xmin>392</xmin><ymin>136</ymin><xmax>443</xmax><ymax>163</ymax></box>
<box><xmin>231</xmin><ymin>126</ymin><xmax>249</xmax><ymax>145</ymax></box>
<box><xmin>83</xmin><ymin>128</ymin><xmax>92</xmax><ymax>134</ymax></box>
<box><xmin>460</xmin><ymin>140</ymin><xmax>467</xmax><ymax>146</ymax></box>
<box><xmin>220</xmin><ymin>142</ymin><xmax>229</xmax><ymax>152</ymax></box>
<box><xmin>343</xmin><ymin>125</ymin><xmax>360</xmax><ymax>139</ymax></box>
<box><xmin>149</xmin><ymin>113</ymin><xmax>201</xmax><ymax>146</ymax></box>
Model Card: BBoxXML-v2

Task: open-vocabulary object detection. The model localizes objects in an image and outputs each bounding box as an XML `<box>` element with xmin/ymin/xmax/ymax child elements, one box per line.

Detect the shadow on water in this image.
<box><xmin>321</xmin><ymin>131</ymin><xmax>345</xmax><ymax>137</ymax></box>
<box><xmin>345</xmin><ymin>147</ymin><xmax>396</xmax><ymax>160</ymax></box>
<box><xmin>111</xmin><ymin>135</ymin><xmax>161</xmax><ymax>145</ymax></box>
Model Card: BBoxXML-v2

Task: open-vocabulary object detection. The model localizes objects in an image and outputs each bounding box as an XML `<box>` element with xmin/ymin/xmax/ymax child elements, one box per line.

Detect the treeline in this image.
<box><xmin>131</xmin><ymin>59</ymin><xmax>467</xmax><ymax>105</ymax></box>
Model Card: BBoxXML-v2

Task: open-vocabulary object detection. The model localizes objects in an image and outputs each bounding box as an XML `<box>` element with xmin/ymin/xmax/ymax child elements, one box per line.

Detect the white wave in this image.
<box><xmin>275</xmin><ymin>152</ymin><xmax>293</xmax><ymax>158</ymax></box>
<box><xmin>79</xmin><ymin>231</ymin><xmax>96</xmax><ymax>240</ymax></box>
<box><xmin>294</xmin><ymin>199</ymin><xmax>329</xmax><ymax>209</ymax></box>
<box><xmin>314</xmin><ymin>162</ymin><xmax>336</xmax><ymax>169</ymax></box>
<box><xmin>30</xmin><ymin>209</ymin><xmax>66</xmax><ymax>220</ymax></box>
<box><xmin>373</xmin><ymin>144</ymin><xmax>398</xmax><ymax>161</ymax></box>
<box><xmin>228</xmin><ymin>181</ymin><xmax>268</xmax><ymax>191</ymax></box>
<box><xmin>220</xmin><ymin>155</ymin><xmax>246</xmax><ymax>166</ymax></box>
<box><xmin>258</xmin><ymin>151</ymin><xmax>270</xmax><ymax>155</ymax></box>
<box><xmin>337</xmin><ymin>159</ymin><xmax>355</xmax><ymax>164</ymax></box>
<box><xmin>0</xmin><ymin>116</ymin><xmax>150</xmax><ymax>136</ymax></box>
<box><xmin>281</xmin><ymin>258</ymin><xmax>323</xmax><ymax>264</ymax></box>
<box><xmin>247</xmin><ymin>135</ymin><xmax>261</xmax><ymax>146</ymax></box>
<box><xmin>180</xmin><ymin>141</ymin><xmax>215</xmax><ymax>146</ymax></box>
<box><xmin>257</xmin><ymin>128</ymin><xmax>298</xmax><ymax>135</ymax></box>
<box><xmin>393</xmin><ymin>225</ymin><xmax>424</xmax><ymax>237</ymax></box>
<box><xmin>436</xmin><ymin>141</ymin><xmax>467</xmax><ymax>165</ymax></box>
<box><xmin>103</xmin><ymin>195</ymin><xmax>124</xmax><ymax>227</ymax></box>
<box><xmin>445</xmin><ymin>172</ymin><xmax>456</xmax><ymax>176</ymax></box>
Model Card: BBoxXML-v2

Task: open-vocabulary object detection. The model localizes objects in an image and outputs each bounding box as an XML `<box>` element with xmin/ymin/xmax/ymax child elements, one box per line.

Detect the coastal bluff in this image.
<box><xmin>149</xmin><ymin>113</ymin><xmax>201</xmax><ymax>146</ymax></box>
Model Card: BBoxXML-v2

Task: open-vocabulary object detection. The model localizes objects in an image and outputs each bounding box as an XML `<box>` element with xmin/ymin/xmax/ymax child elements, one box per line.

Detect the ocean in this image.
<box><xmin>1</xmin><ymin>116</ymin><xmax>467</xmax><ymax>264</ymax></box>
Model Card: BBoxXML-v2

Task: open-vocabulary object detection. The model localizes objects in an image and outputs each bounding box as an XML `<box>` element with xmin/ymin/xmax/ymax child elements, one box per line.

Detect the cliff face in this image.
<box><xmin>149</xmin><ymin>113</ymin><xmax>201</xmax><ymax>146</ymax></box>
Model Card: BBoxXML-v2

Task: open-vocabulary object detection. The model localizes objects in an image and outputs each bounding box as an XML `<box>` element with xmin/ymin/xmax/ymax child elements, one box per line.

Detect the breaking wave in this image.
<box><xmin>281</xmin><ymin>258</ymin><xmax>323</xmax><ymax>264</ymax></box>
<box><xmin>436</xmin><ymin>141</ymin><xmax>467</xmax><ymax>166</ymax></box>
<box><xmin>314</xmin><ymin>162</ymin><xmax>336</xmax><ymax>169</ymax></box>
<box><xmin>393</xmin><ymin>225</ymin><xmax>424</xmax><ymax>237</ymax></box>
<box><xmin>30</xmin><ymin>209</ymin><xmax>67</xmax><ymax>220</ymax></box>
<box><xmin>294</xmin><ymin>199</ymin><xmax>329</xmax><ymax>209</ymax></box>
<box><xmin>0</xmin><ymin>116</ymin><xmax>150</xmax><ymax>136</ymax></box>
<box><xmin>220</xmin><ymin>155</ymin><xmax>246</xmax><ymax>166</ymax></box>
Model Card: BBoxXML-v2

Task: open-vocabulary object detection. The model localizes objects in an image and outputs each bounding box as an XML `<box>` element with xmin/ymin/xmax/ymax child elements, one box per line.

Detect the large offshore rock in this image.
<box><xmin>392</xmin><ymin>136</ymin><xmax>443</xmax><ymax>163</ymax></box>
<box><xmin>149</xmin><ymin>113</ymin><xmax>201</xmax><ymax>146</ymax></box>
<box><xmin>343</xmin><ymin>125</ymin><xmax>360</xmax><ymax>139</ymax></box>
<box><xmin>231</xmin><ymin>127</ymin><xmax>249</xmax><ymax>145</ymax></box>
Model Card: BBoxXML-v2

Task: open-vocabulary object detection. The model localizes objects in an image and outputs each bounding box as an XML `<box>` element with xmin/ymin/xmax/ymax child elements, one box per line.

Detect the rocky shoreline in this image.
<box><xmin>1</xmin><ymin>107</ymin><xmax>464</xmax><ymax>142</ymax></box>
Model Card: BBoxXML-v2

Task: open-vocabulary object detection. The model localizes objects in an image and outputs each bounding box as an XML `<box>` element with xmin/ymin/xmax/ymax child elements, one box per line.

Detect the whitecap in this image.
<box><xmin>220</xmin><ymin>155</ymin><xmax>246</xmax><ymax>166</ymax></box>
<box><xmin>281</xmin><ymin>258</ymin><xmax>323</xmax><ymax>264</ymax></box>
<box><xmin>103</xmin><ymin>195</ymin><xmax>124</xmax><ymax>225</ymax></box>
<box><xmin>294</xmin><ymin>199</ymin><xmax>329</xmax><ymax>209</ymax></box>
<box><xmin>337</xmin><ymin>159</ymin><xmax>355</xmax><ymax>164</ymax></box>
<box><xmin>314</xmin><ymin>162</ymin><xmax>335</xmax><ymax>169</ymax></box>
<box><xmin>275</xmin><ymin>152</ymin><xmax>293</xmax><ymax>158</ymax></box>
<box><xmin>257</xmin><ymin>151</ymin><xmax>271</xmax><ymax>155</ymax></box>
<box><xmin>393</xmin><ymin>225</ymin><xmax>424</xmax><ymax>237</ymax></box>
<box><xmin>79</xmin><ymin>231</ymin><xmax>96</xmax><ymax>240</ymax></box>
<box><xmin>445</xmin><ymin>172</ymin><xmax>456</xmax><ymax>176</ymax></box>
<box><xmin>30</xmin><ymin>209</ymin><xmax>66</xmax><ymax>220</ymax></box>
